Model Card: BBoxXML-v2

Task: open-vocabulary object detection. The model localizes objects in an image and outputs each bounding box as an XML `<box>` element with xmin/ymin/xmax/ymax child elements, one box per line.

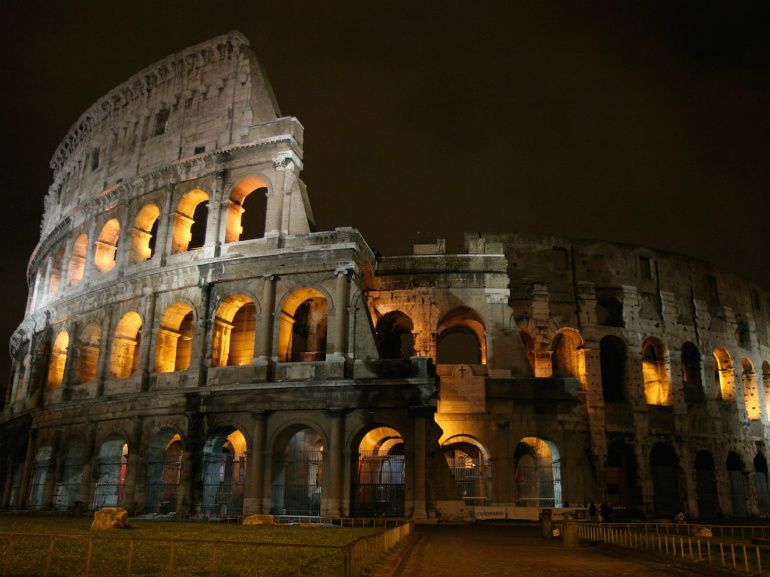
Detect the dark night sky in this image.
<box><xmin>1</xmin><ymin>1</ymin><xmax>768</xmax><ymax>384</ymax></box>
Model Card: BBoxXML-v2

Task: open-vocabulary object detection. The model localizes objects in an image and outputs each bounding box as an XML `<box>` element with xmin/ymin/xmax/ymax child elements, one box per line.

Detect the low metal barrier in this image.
<box><xmin>0</xmin><ymin>521</ymin><xmax>412</xmax><ymax>577</ymax></box>
<box><xmin>579</xmin><ymin>523</ymin><xmax>770</xmax><ymax>575</ymax></box>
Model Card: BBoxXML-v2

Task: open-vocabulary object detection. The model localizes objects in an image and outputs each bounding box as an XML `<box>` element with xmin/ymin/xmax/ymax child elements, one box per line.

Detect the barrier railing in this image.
<box><xmin>0</xmin><ymin>521</ymin><xmax>411</xmax><ymax>577</ymax></box>
<box><xmin>580</xmin><ymin>521</ymin><xmax>770</xmax><ymax>541</ymax></box>
<box><xmin>579</xmin><ymin>523</ymin><xmax>770</xmax><ymax>575</ymax></box>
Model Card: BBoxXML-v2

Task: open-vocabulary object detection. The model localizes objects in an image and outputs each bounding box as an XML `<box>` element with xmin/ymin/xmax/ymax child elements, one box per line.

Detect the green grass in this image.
<box><xmin>0</xmin><ymin>518</ymin><xmax>381</xmax><ymax>577</ymax></box>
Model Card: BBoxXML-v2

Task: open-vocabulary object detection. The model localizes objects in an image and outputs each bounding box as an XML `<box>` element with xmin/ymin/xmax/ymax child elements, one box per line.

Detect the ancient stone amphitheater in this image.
<box><xmin>2</xmin><ymin>32</ymin><xmax>769</xmax><ymax>521</ymax></box>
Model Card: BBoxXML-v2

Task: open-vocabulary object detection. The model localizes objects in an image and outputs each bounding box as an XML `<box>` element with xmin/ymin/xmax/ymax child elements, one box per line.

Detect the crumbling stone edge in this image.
<box><xmin>371</xmin><ymin>533</ymin><xmax>424</xmax><ymax>577</ymax></box>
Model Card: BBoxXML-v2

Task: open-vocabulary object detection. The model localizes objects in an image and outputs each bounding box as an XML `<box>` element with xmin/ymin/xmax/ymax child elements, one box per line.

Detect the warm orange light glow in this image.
<box><xmin>47</xmin><ymin>330</ymin><xmax>69</xmax><ymax>390</ymax></box>
<box><xmin>713</xmin><ymin>347</ymin><xmax>734</xmax><ymax>400</ymax></box>
<box><xmin>642</xmin><ymin>338</ymin><xmax>672</xmax><ymax>406</ymax></box>
<box><xmin>68</xmin><ymin>234</ymin><xmax>88</xmax><ymax>286</ymax></box>
<box><xmin>95</xmin><ymin>219</ymin><xmax>121</xmax><ymax>272</ymax></box>
<box><xmin>742</xmin><ymin>357</ymin><xmax>761</xmax><ymax>420</ymax></box>
<box><xmin>225</xmin><ymin>177</ymin><xmax>268</xmax><ymax>243</ymax></box>
<box><xmin>212</xmin><ymin>295</ymin><xmax>256</xmax><ymax>367</ymax></box>
<box><xmin>131</xmin><ymin>204</ymin><xmax>160</xmax><ymax>263</ymax></box>
<box><xmin>109</xmin><ymin>312</ymin><xmax>142</xmax><ymax>379</ymax></box>
<box><xmin>172</xmin><ymin>190</ymin><xmax>208</xmax><ymax>254</ymax></box>
<box><xmin>436</xmin><ymin>307</ymin><xmax>487</xmax><ymax>365</ymax></box>
<box><xmin>278</xmin><ymin>288</ymin><xmax>328</xmax><ymax>362</ymax></box>
<box><xmin>155</xmin><ymin>303</ymin><xmax>194</xmax><ymax>373</ymax></box>
<box><xmin>48</xmin><ymin>247</ymin><xmax>65</xmax><ymax>295</ymax></box>
<box><xmin>74</xmin><ymin>322</ymin><xmax>101</xmax><ymax>384</ymax></box>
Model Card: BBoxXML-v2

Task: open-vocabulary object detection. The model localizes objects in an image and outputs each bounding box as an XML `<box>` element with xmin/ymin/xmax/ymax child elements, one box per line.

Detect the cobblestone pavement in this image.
<box><xmin>395</xmin><ymin>524</ymin><xmax>720</xmax><ymax>577</ymax></box>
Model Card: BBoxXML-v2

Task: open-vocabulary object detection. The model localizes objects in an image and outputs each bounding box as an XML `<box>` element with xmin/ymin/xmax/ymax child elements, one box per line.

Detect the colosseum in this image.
<box><xmin>1</xmin><ymin>31</ymin><xmax>769</xmax><ymax>522</ymax></box>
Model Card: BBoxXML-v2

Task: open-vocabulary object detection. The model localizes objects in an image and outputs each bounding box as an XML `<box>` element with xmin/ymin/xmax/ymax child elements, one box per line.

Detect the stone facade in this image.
<box><xmin>2</xmin><ymin>32</ymin><xmax>769</xmax><ymax>521</ymax></box>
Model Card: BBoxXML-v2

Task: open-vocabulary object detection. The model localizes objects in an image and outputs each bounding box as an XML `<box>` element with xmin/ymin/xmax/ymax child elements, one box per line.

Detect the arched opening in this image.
<box><xmin>754</xmin><ymin>454</ymin><xmax>770</xmax><ymax>516</ymax></box>
<box><xmin>172</xmin><ymin>190</ymin><xmax>209</xmax><ymax>254</ymax></box>
<box><xmin>54</xmin><ymin>438</ymin><xmax>84</xmax><ymax>511</ymax></box>
<box><xmin>442</xmin><ymin>436</ymin><xmax>492</xmax><ymax>506</ymax></box>
<box><xmin>742</xmin><ymin>358</ymin><xmax>761</xmax><ymax>420</ymax></box>
<box><xmin>68</xmin><ymin>234</ymin><xmax>88</xmax><ymax>287</ymax></box>
<box><xmin>651</xmin><ymin>444</ymin><xmax>680</xmax><ymax>516</ymax></box>
<box><xmin>694</xmin><ymin>450</ymin><xmax>718</xmax><ymax>518</ymax></box>
<box><xmin>211</xmin><ymin>295</ymin><xmax>256</xmax><ymax>367</ymax></box>
<box><xmin>48</xmin><ymin>247</ymin><xmax>65</xmax><ymax>294</ymax></box>
<box><xmin>28</xmin><ymin>444</ymin><xmax>52</xmax><ymax>510</ymax></box>
<box><xmin>713</xmin><ymin>347</ymin><xmax>734</xmax><ymax>400</ymax></box>
<box><xmin>353</xmin><ymin>427</ymin><xmax>405</xmax><ymax>517</ymax></box>
<box><xmin>226</xmin><ymin>177</ymin><xmax>268</xmax><ymax>242</ymax></box>
<box><xmin>155</xmin><ymin>303</ymin><xmax>194</xmax><ymax>373</ymax></box>
<box><xmin>130</xmin><ymin>204</ymin><xmax>161</xmax><ymax>263</ymax></box>
<box><xmin>270</xmin><ymin>426</ymin><xmax>323</xmax><ymax>516</ymax></box>
<box><xmin>93</xmin><ymin>435</ymin><xmax>128</xmax><ymax>509</ymax></box>
<box><xmin>74</xmin><ymin>323</ymin><xmax>101</xmax><ymax>384</ymax></box>
<box><xmin>145</xmin><ymin>431</ymin><xmax>183</xmax><ymax>514</ymax></box>
<box><xmin>552</xmin><ymin>329</ymin><xmax>583</xmax><ymax>379</ymax></box>
<box><xmin>514</xmin><ymin>437</ymin><xmax>562</xmax><ymax>508</ymax></box>
<box><xmin>596</xmin><ymin>295</ymin><xmax>623</xmax><ymax>327</ymax></box>
<box><xmin>109</xmin><ymin>312</ymin><xmax>142</xmax><ymax>379</ymax></box>
<box><xmin>681</xmin><ymin>342</ymin><xmax>704</xmax><ymax>403</ymax></box>
<box><xmin>763</xmin><ymin>361</ymin><xmax>770</xmax><ymax>418</ymax></box>
<box><xmin>600</xmin><ymin>336</ymin><xmax>626</xmax><ymax>402</ymax></box>
<box><xmin>727</xmin><ymin>452</ymin><xmax>748</xmax><ymax>517</ymax></box>
<box><xmin>606</xmin><ymin>442</ymin><xmax>639</xmax><ymax>512</ymax></box>
<box><xmin>278</xmin><ymin>289</ymin><xmax>328</xmax><ymax>362</ymax></box>
<box><xmin>46</xmin><ymin>331</ymin><xmax>69</xmax><ymax>391</ymax></box>
<box><xmin>201</xmin><ymin>429</ymin><xmax>247</xmax><ymax>517</ymax></box>
<box><xmin>94</xmin><ymin>219</ymin><xmax>121</xmax><ymax>273</ymax></box>
<box><xmin>436</xmin><ymin>307</ymin><xmax>486</xmax><ymax>365</ymax></box>
<box><xmin>376</xmin><ymin>311</ymin><xmax>415</xmax><ymax>359</ymax></box>
<box><xmin>642</xmin><ymin>337</ymin><xmax>671</xmax><ymax>406</ymax></box>
<box><xmin>519</xmin><ymin>330</ymin><xmax>536</xmax><ymax>374</ymax></box>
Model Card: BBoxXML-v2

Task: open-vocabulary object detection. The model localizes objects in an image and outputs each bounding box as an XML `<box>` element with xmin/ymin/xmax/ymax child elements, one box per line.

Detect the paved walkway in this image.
<box><xmin>395</xmin><ymin>524</ymin><xmax>721</xmax><ymax>577</ymax></box>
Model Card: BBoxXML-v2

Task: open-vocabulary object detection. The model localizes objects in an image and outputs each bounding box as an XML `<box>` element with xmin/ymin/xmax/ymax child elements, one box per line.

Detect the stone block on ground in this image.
<box><xmin>242</xmin><ymin>515</ymin><xmax>264</xmax><ymax>526</ymax></box>
<box><xmin>691</xmin><ymin>526</ymin><xmax>712</xmax><ymax>538</ymax></box>
<box><xmin>91</xmin><ymin>507</ymin><xmax>129</xmax><ymax>530</ymax></box>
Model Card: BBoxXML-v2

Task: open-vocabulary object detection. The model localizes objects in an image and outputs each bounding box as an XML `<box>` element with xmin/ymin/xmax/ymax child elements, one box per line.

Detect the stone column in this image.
<box><xmin>257</xmin><ymin>275</ymin><xmax>276</xmax><ymax>360</ymax></box>
<box><xmin>61</xmin><ymin>321</ymin><xmax>79</xmax><ymax>401</ymax></box>
<box><xmin>95</xmin><ymin>306</ymin><xmax>113</xmax><ymax>396</ymax></box>
<box><xmin>265</xmin><ymin>159</ymin><xmax>288</xmax><ymax>234</ymax></box>
<box><xmin>20</xmin><ymin>332</ymin><xmax>41</xmax><ymax>402</ymax></box>
<box><xmin>323</xmin><ymin>410</ymin><xmax>345</xmax><ymax>516</ymax></box>
<box><xmin>195</xmin><ymin>283</ymin><xmax>215</xmax><ymax>386</ymax></box>
<box><xmin>138</xmin><ymin>294</ymin><xmax>157</xmax><ymax>392</ymax></box>
<box><xmin>156</xmin><ymin>185</ymin><xmax>174</xmax><ymax>267</ymax></box>
<box><xmin>15</xmin><ymin>432</ymin><xmax>36</xmax><ymax>509</ymax></box>
<box><xmin>114</xmin><ymin>203</ymin><xmax>133</xmax><ymax>275</ymax></box>
<box><xmin>411</xmin><ymin>410</ymin><xmax>428</xmax><ymax>519</ymax></box>
<box><xmin>244</xmin><ymin>412</ymin><xmax>267</xmax><ymax>514</ymax></box>
<box><xmin>42</xmin><ymin>429</ymin><xmax>62</xmax><ymax>509</ymax></box>
<box><xmin>79</xmin><ymin>425</ymin><xmax>98</xmax><ymax>509</ymax></box>
<box><xmin>332</xmin><ymin>268</ymin><xmax>351</xmax><ymax>358</ymax></box>
<box><xmin>121</xmin><ymin>418</ymin><xmax>144</xmax><ymax>513</ymax></box>
<box><xmin>176</xmin><ymin>413</ymin><xmax>204</xmax><ymax>516</ymax></box>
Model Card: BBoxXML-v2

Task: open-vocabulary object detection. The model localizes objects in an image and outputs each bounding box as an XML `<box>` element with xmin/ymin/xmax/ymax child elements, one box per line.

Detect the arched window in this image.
<box><xmin>47</xmin><ymin>330</ymin><xmax>69</xmax><ymax>391</ymax></box>
<box><xmin>436</xmin><ymin>307</ymin><xmax>486</xmax><ymax>365</ymax></box>
<box><xmin>130</xmin><ymin>204</ymin><xmax>160</xmax><ymax>263</ymax></box>
<box><xmin>742</xmin><ymin>358</ymin><xmax>761</xmax><ymax>420</ymax></box>
<box><xmin>155</xmin><ymin>303</ymin><xmax>194</xmax><ymax>373</ymax></box>
<box><xmin>376</xmin><ymin>311</ymin><xmax>415</xmax><ymax>359</ymax></box>
<box><xmin>681</xmin><ymin>342</ymin><xmax>704</xmax><ymax>403</ymax></box>
<box><xmin>600</xmin><ymin>336</ymin><xmax>626</xmax><ymax>402</ymax></box>
<box><xmin>278</xmin><ymin>289</ymin><xmax>328</xmax><ymax>362</ymax></box>
<box><xmin>172</xmin><ymin>190</ymin><xmax>209</xmax><ymax>254</ymax></box>
<box><xmin>48</xmin><ymin>247</ymin><xmax>66</xmax><ymax>294</ymax></box>
<box><xmin>68</xmin><ymin>234</ymin><xmax>88</xmax><ymax>287</ymax></box>
<box><xmin>642</xmin><ymin>337</ymin><xmax>671</xmax><ymax>406</ymax></box>
<box><xmin>226</xmin><ymin>177</ymin><xmax>268</xmax><ymax>242</ymax></box>
<box><xmin>212</xmin><ymin>295</ymin><xmax>256</xmax><ymax>367</ymax></box>
<box><xmin>552</xmin><ymin>329</ymin><xmax>584</xmax><ymax>380</ymax></box>
<box><xmin>596</xmin><ymin>295</ymin><xmax>623</xmax><ymax>327</ymax></box>
<box><xmin>109</xmin><ymin>312</ymin><xmax>142</xmax><ymax>379</ymax></box>
<box><xmin>519</xmin><ymin>330</ymin><xmax>536</xmax><ymax>374</ymax></box>
<box><xmin>713</xmin><ymin>347</ymin><xmax>734</xmax><ymax>400</ymax></box>
<box><xmin>94</xmin><ymin>219</ymin><xmax>121</xmax><ymax>272</ymax></box>
<box><xmin>74</xmin><ymin>322</ymin><xmax>101</xmax><ymax>384</ymax></box>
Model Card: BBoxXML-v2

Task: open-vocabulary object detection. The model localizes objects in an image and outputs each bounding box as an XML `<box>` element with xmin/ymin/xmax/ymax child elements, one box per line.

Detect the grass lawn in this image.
<box><xmin>0</xmin><ymin>517</ymin><xmax>382</xmax><ymax>577</ymax></box>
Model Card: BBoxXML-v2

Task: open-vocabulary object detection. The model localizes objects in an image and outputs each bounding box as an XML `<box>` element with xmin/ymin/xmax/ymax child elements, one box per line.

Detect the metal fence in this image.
<box><xmin>579</xmin><ymin>523</ymin><xmax>770</xmax><ymax>575</ymax></box>
<box><xmin>0</xmin><ymin>520</ymin><xmax>412</xmax><ymax>577</ymax></box>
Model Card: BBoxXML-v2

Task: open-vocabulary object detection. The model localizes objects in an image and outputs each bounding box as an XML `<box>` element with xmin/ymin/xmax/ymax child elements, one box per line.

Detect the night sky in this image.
<box><xmin>0</xmin><ymin>1</ymin><xmax>768</xmax><ymax>385</ymax></box>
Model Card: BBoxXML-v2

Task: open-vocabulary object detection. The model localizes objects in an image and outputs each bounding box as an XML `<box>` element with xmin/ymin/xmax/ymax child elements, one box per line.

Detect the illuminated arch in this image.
<box><xmin>48</xmin><ymin>246</ymin><xmax>66</xmax><ymax>294</ymax></box>
<box><xmin>713</xmin><ymin>347</ymin><xmax>734</xmax><ymax>400</ymax></box>
<box><xmin>211</xmin><ymin>295</ymin><xmax>256</xmax><ymax>367</ymax></box>
<box><xmin>94</xmin><ymin>219</ymin><xmax>121</xmax><ymax>273</ymax></box>
<box><xmin>436</xmin><ymin>307</ymin><xmax>486</xmax><ymax>365</ymax></box>
<box><xmin>225</xmin><ymin>177</ymin><xmax>268</xmax><ymax>243</ymax></box>
<box><xmin>514</xmin><ymin>437</ymin><xmax>562</xmax><ymax>508</ymax></box>
<box><xmin>46</xmin><ymin>330</ymin><xmax>69</xmax><ymax>391</ymax></box>
<box><xmin>172</xmin><ymin>190</ymin><xmax>209</xmax><ymax>254</ymax></box>
<box><xmin>130</xmin><ymin>203</ymin><xmax>161</xmax><ymax>263</ymax></box>
<box><xmin>441</xmin><ymin>435</ymin><xmax>492</xmax><ymax>506</ymax></box>
<box><xmin>145</xmin><ymin>429</ymin><xmax>184</xmax><ymax>514</ymax></box>
<box><xmin>270</xmin><ymin>425</ymin><xmax>324</xmax><ymax>515</ymax></box>
<box><xmin>375</xmin><ymin>311</ymin><xmax>415</xmax><ymax>359</ymax></box>
<box><xmin>201</xmin><ymin>428</ymin><xmax>247</xmax><ymax>516</ymax></box>
<box><xmin>278</xmin><ymin>288</ymin><xmax>328</xmax><ymax>362</ymax></box>
<box><xmin>93</xmin><ymin>434</ymin><xmax>128</xmax><ymax>509</ymax></box>
<box><xmin>74</xmin><ymin>322</ymin><xmax>101</xmax><ymax>384</ymax></box>
<box><xmin>642</xmin><ymin>337</ymin><xmax>671</xmax><ymax>406</ymax></box>
<box><xmin>109</xmin><ymin>312</ymin><xmax>142</xmax><ymax>379</ymax></box>
<box><xmin>155</xmin><ymin>303</ymin><xmax>195</xmax><ymax>373</ymax></box>
<box><xmin>552</xmin><ymin>328</ymin><xmax>584</xmax><ymax>381</ymax></box>
<box><xmin>353</xmin><ymin>426</ymin><xmax>405</xmax><ymax>517</ymax></box>
<box><xmin>67</xmin><ymin>234</ymin><xmax>88</xmax><ymax>287</ymax></box>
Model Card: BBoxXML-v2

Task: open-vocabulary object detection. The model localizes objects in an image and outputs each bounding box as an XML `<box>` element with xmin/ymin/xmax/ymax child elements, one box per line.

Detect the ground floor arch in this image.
<box><xmin>270</xmin><ymin>426</ymin><xmax>323</xmax><ymax>515</ymax></box>
<box><xmin>606</xmin><ymin>441</ymin><xmax>639</xmax><ymax>513</ymax></box>
<box><xmin>650</xmin><ymin>443</ymin><xmax>680</xmax><ymax>517</ymax></box>
<box><xmin>727</xmin><ymin>452</ymin><xmax>748</xmax><ymax>517</ymax></box>
<box><xmin>93</xmin><ymin>435</ymin><xmax>128</xmax><ymax>509</ymax></box>
<box><xmin>201</xmin><ymin>429</ymin><xmax>247</xmax><ymax>516</ymax></box>
<box><xmin>514</xmin><ymin>437</ymin><xmax>562</xmax><ymax>508</ymax></box>
<box><xmin>54</xmin><ymin>438</ymin><xmax>84</xmax><ymax>511</ymax></box>
<box><xmin>441</xmin><ymin>435</ymin><xmax>491</xmax><ymax>506</ymax></box>
<box><xmin>755</xmin><ymin>454</ymin><xmax>770</xmax><ymax>516</ymax></box>
<box><xmin>353</xmin><ymin>426</ymin><xmax>405</xmax><ymax>517</ymax></box>
<box><xmin>28</xmin><ymin>444</ymin><xmax>52</xmax><ymax>510</ymax></box>
<box><xmin>145</xmin><ymin>430</ymin><xmax>183</xmax><ymax>514</ymax></box>
<box><xmin>694</xmin><ymin>450</ymin><xmax>719</xmax><ymax>518</ymax></box>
